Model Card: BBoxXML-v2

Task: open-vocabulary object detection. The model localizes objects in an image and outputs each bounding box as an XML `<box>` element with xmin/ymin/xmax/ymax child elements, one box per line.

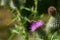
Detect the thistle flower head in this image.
<box><xmin>30</xmin><ymin>20</ymin><xmax>44</xmax><ymax>32</ymax></box>
<box><xmin>48</xmin><ymin>6</ymin><xmax>56</xmax><ymax>15</ymax></box>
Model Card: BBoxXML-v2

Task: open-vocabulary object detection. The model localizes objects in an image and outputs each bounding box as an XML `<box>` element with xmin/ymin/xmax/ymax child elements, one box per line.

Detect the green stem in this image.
<box><xmin>8</xmin><ymin>33</ymin><xmax>16</xmax><ymax>40</ymax></box>
<box><xmin>33</xmin><ymin>0</ymin><xmax>38</xmax><ymax>19</ymax></box>
<box><xmin>25</xmin><ymin>32</ymin><xmax>29</xmax><ymax>40</ymax></box>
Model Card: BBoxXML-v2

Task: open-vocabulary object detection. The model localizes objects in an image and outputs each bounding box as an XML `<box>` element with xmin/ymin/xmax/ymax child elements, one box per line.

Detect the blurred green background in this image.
<box><xmin>0</xmin><ymin>0</ymin><xmax>60</xmax><ymax>40</ymax></box>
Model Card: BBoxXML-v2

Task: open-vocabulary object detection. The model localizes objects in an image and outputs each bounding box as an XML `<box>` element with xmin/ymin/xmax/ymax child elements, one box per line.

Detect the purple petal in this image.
<box><xmin>30</xmin><ymin>20</ymin><xmax>44</xmax><ymax>32</ymax></box>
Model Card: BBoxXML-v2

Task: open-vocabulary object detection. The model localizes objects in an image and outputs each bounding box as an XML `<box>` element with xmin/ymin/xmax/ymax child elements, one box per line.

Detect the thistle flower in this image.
<box><xmin>48</xmin><ymin>6</ymin><xmax>56</xmax><ymax>15</ymax></box>
<box><xmin>30</xmin><ymin>20</ymin><xmax>44</xmax><ymax>32</ymax></box>
<box><xmin>45</xmin><ymin>6</ymin><xmax>60</xmax><ymax>33</ymax></box>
